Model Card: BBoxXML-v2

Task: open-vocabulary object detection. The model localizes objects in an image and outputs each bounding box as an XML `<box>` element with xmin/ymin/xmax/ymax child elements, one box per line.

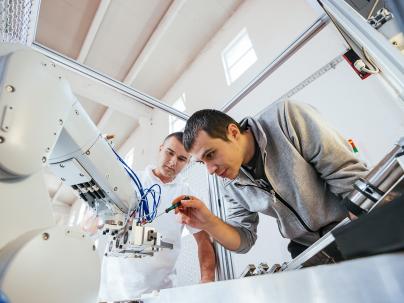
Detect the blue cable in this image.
<box><xmin>110</xmin><ymin>146</ymin><xmax>161</xmax><ymax>224</ymax></box>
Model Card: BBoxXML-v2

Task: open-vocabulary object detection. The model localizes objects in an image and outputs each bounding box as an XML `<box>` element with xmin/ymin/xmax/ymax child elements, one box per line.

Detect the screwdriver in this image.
<box><xmin>154</xmin><ymin>196</ymin><xmax>190</xmax><ymax>219</ymax></box>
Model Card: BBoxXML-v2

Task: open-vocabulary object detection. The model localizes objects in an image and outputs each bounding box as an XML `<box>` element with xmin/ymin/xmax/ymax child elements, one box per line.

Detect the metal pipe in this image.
<box><xmin>31</xmin><ymin>42</ymin><xmax>189</xmax><ymax>120</ymax></box>
<box><xmin>208</xmin><ymin>174</ymin><xmax>235</xmax><ymax>280</ymax></box>
<box><xmin>348</xmin><ymin>138</ymin><xmax>404</xmax><ymax>210</ymax></box>
<box><xmin>220</xmin><ymin>14</ymin><xmax>330</xmax><ymax>113</ymax></box>
<box><xmin>281</xmin><ymin>218</ymin><xmax>349</xmax><ymax>271</ymax></box>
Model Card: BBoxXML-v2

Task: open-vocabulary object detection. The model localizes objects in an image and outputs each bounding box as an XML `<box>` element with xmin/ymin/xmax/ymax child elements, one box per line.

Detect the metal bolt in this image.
<box><xmin>82</xmin><ymin>234</ymin><xmax>85</xmax><ymax>238</ymax></box>
<box><xmin>9</xmin><ymin>106</ymin><xmax>13</xmax><ymax>110</ymax></box>
<box><xmin>58</xmin><ymin>119</ymin><xmax>63</xmax><ymax>125</ymax></box>
<box><xmin>0</xmin><ymin>136</ymin><xmax>4</xmax><ymax>143</ymax></box>
<box><xmin>45</xmin><ymin>147</ymin><xmax>50</xmax><ymax>152</ymax></box>
<box><xmin>61</xmin><ymin>177</ymin><xmax>66</xmax><ymax>181</ymax></box>
<box><xmin>67</xmin><ymin>230</ymin><xmax>70</xmax><ymax>234</ymax></box>
<box><xmin>85</xmin><ymin>150</ymin><xmax>90</xmax><ymax>155</ymax></box>
<box><xmin>392</xmin><ymin>41</ymin><xmax>398</xmax><ymax>46</ymax></box>
<box><xmin>60</xmin><ymin>163</ymin><xmax>65</xmax><ymax>168</ymax></box>
<box><xmin>5</xmin><ymin>85</ymin><xmax>15</xmax><ymax>93</ymax></box>
<box><xmin>53</xmin><ymin>132</ymin><xmax>57</xmax><ymax>136</ymax></box>
<box><xmin>79</xmin><ymin>173</ymin><xmax>84</xmax><ymax>177</ymax></box>
<box><xmin>41</xmin><ymin>62</ymin><xmax>47</xmax><ymax>67</ymax></box>
<box><xmin>42</xmin><ymin>233</ymin><xmax>49</xmax><ymax>240</ymax></box>
<box><xmin>42</xmin><ymin>156</ymin><xmax>46</xmax><ymax>163</ymax></box>
<box><xmin>51</xmin><ymin>62</ymin><xmax>56</xmax><ymax>67</ymax></box>
<box><xmin>113</xmin><ymin>186</ymin><xmax>118</xmax><ymax>191</ymax></box>
<box><xmin>75</xmin><ymin>109</ymin><xmax>79</xmax><ymax>115</ymax></box>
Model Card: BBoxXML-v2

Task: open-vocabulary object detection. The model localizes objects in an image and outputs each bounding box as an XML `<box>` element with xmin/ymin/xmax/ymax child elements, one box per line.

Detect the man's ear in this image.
<box><xmin>227</xmin><ymin>123</ymin><xmax>240</xmax><ymax>140</ymax></box>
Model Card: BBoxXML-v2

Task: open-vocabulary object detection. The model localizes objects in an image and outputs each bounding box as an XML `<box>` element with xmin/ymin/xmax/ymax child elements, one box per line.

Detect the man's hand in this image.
<box><xmin>172</xmin><ymin>195</ymin><xmax>215</xmax><ymax>230</ymax></box>
<box><xmin>172</xmin><ymin>195</ymin><xmax>242</xmax><ymax>251</ymax></box>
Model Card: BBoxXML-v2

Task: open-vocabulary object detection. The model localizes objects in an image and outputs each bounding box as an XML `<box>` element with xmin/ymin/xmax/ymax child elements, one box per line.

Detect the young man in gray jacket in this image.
<box><xmin>172</xmin><ymin>100</ymin><xmax>368</xmax><ymax>262</ymax></box>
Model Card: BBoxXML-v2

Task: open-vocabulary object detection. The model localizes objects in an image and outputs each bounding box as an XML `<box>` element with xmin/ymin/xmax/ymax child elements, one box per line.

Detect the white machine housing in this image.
<box><xmin>0</xmin><ymin>45</ymin><xmax>169</xmax><ymax>303</ymax></box>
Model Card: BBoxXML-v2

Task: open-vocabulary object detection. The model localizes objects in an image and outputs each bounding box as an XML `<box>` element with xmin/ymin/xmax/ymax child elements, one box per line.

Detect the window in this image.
<box><xmin>222</xmin><ymin>28</ymin><xmax>257</xmax><ymax>85</ymax></box>
<box><xmin>169</xmin><ymin>94</ymin><xmax>186</xmax><ymax>133</ymax></box>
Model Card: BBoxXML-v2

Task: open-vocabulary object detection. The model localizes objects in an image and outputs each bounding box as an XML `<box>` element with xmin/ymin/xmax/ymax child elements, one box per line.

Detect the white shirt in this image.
<box><xmin>98</xmin><ymin>165</ymin><xmax>198</xmax><ymax>302</ymax></box>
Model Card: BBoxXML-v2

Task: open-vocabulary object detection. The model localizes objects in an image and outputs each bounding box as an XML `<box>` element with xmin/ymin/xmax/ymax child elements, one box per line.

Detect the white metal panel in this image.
<box><xmin>84</xmin><ymin>0</ymin><xmax>173</xmax><ymax>80</ymax></box>
<box><xmin>36</xmin><ymin>0</ymin><xmax>100</xmax><ymax>58</ymax></box>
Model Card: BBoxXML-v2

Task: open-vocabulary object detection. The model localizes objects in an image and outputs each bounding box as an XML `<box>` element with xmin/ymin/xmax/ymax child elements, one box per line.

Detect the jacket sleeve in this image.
<box><xmin>223</xmin><ymin>192</ymin><xmax>259</xmax><ymax>254</ymax></box>
<box><xmin>281</xmin><ymin>100</ymin><xmax>368</xmax><ymax>197</ymax></box>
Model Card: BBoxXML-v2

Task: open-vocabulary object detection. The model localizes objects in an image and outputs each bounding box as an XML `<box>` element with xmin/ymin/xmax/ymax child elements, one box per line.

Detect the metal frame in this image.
<box><xmin>207</xmin><ymin>174</ymin><xmax>235</xmax><ymax>281</ymax></box>
<box><xmin>31</xmin><ymin>42</ymin><xmax>189</xmax><ymax>120</ymax></box>
<box><xmin>27</xmin><ymin>0</ymin><xmax>41</xmax><ymax>45</ymax></box>
<box><xmin>220</xmin><ymin>14</ymin><xmax>330</xmax><ymax>113</ymax></box>
<box><xmin>319</xmin><ymin>0</ymin><xmax>404</xmax><ymax>100</ymax></box>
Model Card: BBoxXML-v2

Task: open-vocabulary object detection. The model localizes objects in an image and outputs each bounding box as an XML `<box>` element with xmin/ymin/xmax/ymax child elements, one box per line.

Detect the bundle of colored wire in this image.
<box><xmin>110</xmin><ymin>147</ymin><xmax>161</xmax><ymax>224</ymax></box>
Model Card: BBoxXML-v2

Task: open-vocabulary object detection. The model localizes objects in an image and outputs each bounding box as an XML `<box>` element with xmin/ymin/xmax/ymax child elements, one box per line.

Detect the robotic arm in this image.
<box><xmin>0</xmin><ymin>44</ymin><xmax>170</xmax><ymax>303</ymax></box>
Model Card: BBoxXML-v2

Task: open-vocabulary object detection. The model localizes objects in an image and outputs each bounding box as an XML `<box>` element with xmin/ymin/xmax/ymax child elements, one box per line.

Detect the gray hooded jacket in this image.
<box><xmin>221</xmin><ymin>100</ymin><xmax>368</xmax><ymax>253</ymax></box>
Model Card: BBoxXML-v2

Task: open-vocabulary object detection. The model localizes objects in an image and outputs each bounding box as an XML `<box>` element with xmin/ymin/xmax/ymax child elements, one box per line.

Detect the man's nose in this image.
<box><xmin>206</xmin><ymin>163</ymin><xmax>217</xmax><ymax>175</ymax></box>
<box><xmin>168</xmin><ymin>157</ymin><xmax>177</xmax><ymax>166</ymax></box>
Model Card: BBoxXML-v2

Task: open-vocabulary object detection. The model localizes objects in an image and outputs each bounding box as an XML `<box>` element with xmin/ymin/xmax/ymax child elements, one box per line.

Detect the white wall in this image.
<box><xmin>162</xmin><ymin>0</ymin><xmax>321</xmax><ymax>111</ymax></box>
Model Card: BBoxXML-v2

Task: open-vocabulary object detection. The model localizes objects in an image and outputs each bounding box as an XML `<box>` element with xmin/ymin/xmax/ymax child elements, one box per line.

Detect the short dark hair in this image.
<box><xmin>183</xmin><ymin>109</ymin><xmax>241</xmax><ymax>151</ymax></box>
<box><xmin>163</xmin><ymin>131</ymin><xmax>183</xmax><ymax>144</ymax></box>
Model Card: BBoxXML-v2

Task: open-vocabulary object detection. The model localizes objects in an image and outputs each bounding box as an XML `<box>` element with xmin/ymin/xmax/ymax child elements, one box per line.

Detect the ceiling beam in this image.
<box><xmin>77</xmin><ymin>0</ymin><xmax>111</xmax><ymax>63</ymax></box>
<box><xmin>123</xmin><ymin>0</ymin><xmax>186</xmax><ymax>85</ymax></box>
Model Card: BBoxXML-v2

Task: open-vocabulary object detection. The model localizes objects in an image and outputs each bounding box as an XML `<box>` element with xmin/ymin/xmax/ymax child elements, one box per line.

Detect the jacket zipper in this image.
<box><xmin>235</xmin><ymin>182</ymin><xmax>315</xmax><ymax>233</ymax></box>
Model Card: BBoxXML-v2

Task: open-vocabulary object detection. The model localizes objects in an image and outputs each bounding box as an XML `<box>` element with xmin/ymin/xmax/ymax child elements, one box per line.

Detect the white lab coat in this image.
<box><xmin>98</xmin><ymin>165</ymin><xmax>198</xmax><ymax>302</ymax></box>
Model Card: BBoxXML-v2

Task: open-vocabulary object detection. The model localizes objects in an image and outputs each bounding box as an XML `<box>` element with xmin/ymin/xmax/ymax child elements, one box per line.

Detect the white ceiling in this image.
<box><xmin>35</xmin><ymin>0</ymin><xmax>244</xmax><ymax>207</ymax></box>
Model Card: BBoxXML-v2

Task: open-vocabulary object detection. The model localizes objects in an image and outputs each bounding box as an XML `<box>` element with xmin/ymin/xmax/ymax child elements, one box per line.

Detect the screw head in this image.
<box><xmin>79</xmin><ymin>173</ymin><xmax>84</xmax><ymax>177</ymax></box>
<box><xmin>75</xmin><ymin>109</ymin><xmax>79</xmax><ymax>115</ymax></box>
<box><xmin>0</xmin><ymin>136</ymin><xmax>4</xmax><ymax>143</ymax></box>
<box><xmin>113</xmin><ymin>186</ymin><xmax>118</xmax><ymax>191</ymax></box>
<box><xmin>58</xmin><ymin>119</ymin><xmax>63</xmax><ymax>125</ymax></box>
<box><xmin>61</xmin><ymin>177</ymin><xmax>66</xmax><ymax>181</ymax></box>
<box><xmin>5</xmin><ymin>85</ymin><xmax>15</xmax><ymax>93</ymax></box>
<box><xmin>42</xmin><ymin>156</ymin><xmax>47</xmax><ymax>163</ymax></box>
<box><xmin>42</xmin><ymin>232</ymin><xmax>50</xmax><ymax>240</ymax></box>
<box><xmin>85</xmin><ymin>150</ymin><xmax>90</xmax><ymax>155</ymax></box>
<box><xmin>60</xmin><ymin>163</ymin><xmax>65</xmax><ymax>168</ymax></box>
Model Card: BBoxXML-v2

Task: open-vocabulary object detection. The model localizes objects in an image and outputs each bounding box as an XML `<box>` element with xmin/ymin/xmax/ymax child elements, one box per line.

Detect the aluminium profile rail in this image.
<box><xmin>31</xmin><ymin>42</ymin><xmax>189</xmax><ymax>120</ymax></box>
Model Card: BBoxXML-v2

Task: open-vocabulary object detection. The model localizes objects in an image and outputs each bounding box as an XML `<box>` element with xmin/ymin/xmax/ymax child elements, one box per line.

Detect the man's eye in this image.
<box><xmin>206</xmin><ymin>152</ymin><xmax>214</xmax><ymax>160</ymax></box>
<box><xmin>167</xmin><ymin>150</ymin><xmax>174</xmax><ymax>156</ymax></box>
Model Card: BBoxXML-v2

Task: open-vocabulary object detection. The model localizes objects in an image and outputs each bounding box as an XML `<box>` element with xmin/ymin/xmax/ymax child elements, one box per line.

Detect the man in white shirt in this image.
<box><xmin>98</xmin><ymin>132</ymin><xmax>215</xmax><ymax>302</ymax></box>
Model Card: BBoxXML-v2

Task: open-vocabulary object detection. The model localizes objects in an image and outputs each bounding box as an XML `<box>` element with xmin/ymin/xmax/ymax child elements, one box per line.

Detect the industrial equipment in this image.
<box><xmin>0</xmin><ymin>44</ymin><xmax>171</xmax><ymax>303</ymax></box>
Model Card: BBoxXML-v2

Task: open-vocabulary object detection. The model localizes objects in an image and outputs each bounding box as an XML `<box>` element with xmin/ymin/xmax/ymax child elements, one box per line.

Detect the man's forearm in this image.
<box><xmin>205</xmin><ymin>216</ymin><xmax>242</xmax><ymax>251</ymax></box>
<box><xmin>193</xmin><ymin>231</ymin><xmax>216</xmax><ymax>282</ymax></box>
